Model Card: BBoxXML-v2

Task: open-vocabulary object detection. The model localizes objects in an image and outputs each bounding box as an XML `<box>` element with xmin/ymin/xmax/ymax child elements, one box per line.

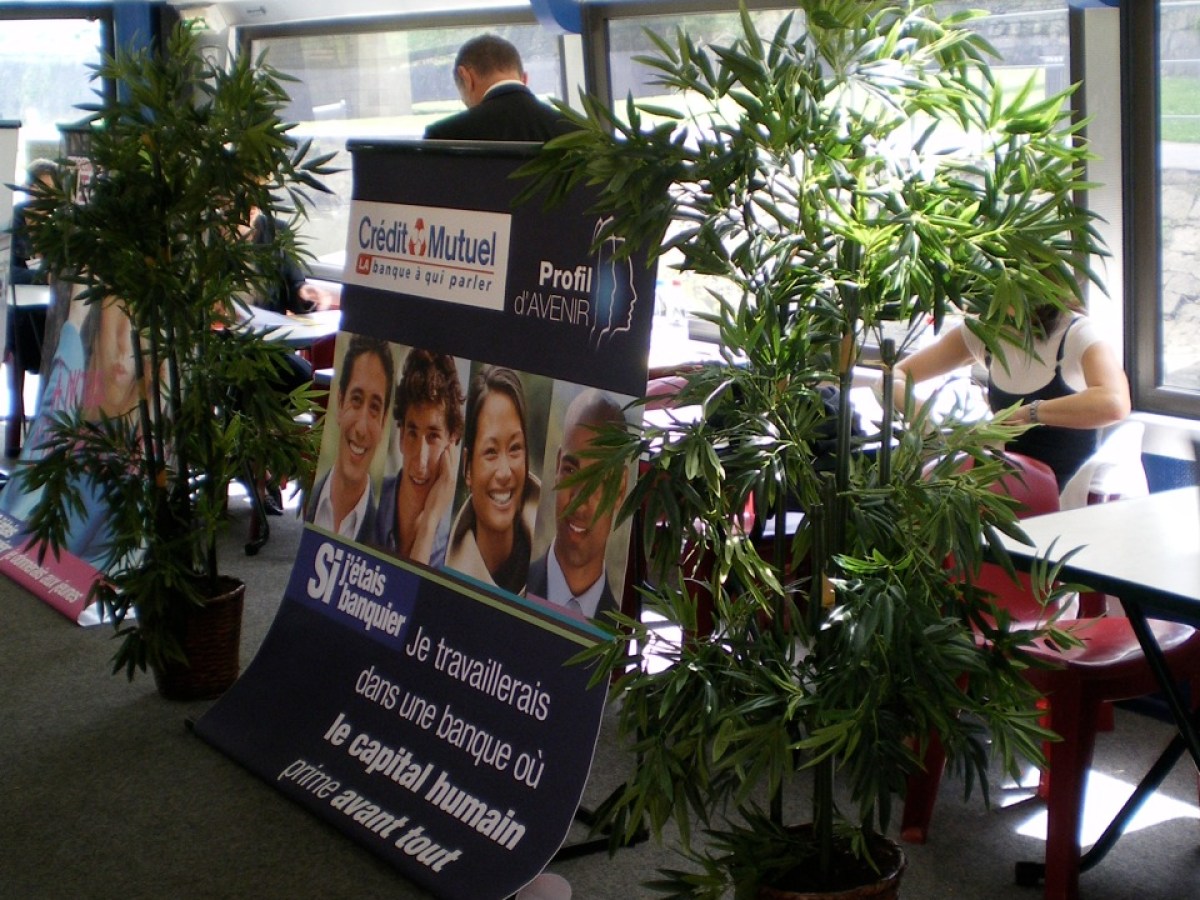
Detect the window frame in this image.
<box><xmin>1125</xmin><ymin>0</ymin><xmax>1200</xmax><ymax>420</ymax></box>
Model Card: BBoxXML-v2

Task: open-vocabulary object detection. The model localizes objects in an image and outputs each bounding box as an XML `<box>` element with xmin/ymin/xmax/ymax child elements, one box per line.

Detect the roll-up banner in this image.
<box><xmin>196</xmin><ymin>141</ymin><xmax>656</xmax><ymax>899</ymax></box>
<box><xmin>0</xmin><ymin>124</ymin><xmax>109</xmax><ymax>625</ymax></box>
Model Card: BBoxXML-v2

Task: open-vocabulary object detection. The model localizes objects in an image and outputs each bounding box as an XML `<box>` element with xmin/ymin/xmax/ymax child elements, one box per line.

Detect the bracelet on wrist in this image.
<box><xmin>1028</xmin><ymin>400</ymin><xmax>1041</xmax><ymax>424</ymax></box>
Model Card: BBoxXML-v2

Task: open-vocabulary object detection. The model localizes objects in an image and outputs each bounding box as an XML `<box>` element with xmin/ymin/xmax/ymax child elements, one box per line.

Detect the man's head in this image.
<box><xmin>452</xmin><ymin>34</ymin><xmax>526</xmax><ymax>109</ymax></box>
<box><xmin>335</xmin><ymin>335</ymin><xmax>394</xmax><ymax>493</ymax></box>
<box><xmin>552</xmin><ymin>389</ymin><xmax>628</xmax><ymax>594</ymax></box>
<box><xmin>395</xmin><ymin>349</ymin><xmax>464</xmax><ymax>504</ymax></box>
<box><xmin>26</xmin><ymin>158</ymin><xmax>57</xmax><ymax>191</ymax></box>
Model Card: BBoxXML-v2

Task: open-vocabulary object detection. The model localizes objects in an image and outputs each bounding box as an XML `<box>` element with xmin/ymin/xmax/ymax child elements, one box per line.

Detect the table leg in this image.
<box><xmin>243</xmin><ymin>463</ymin><xmax>270</xmax><ymax>556</ymax></box>
<box><xmin>1123</xmin><ymin>602</ymin><xmax>1200</xmax><ymax>769</ymax></box>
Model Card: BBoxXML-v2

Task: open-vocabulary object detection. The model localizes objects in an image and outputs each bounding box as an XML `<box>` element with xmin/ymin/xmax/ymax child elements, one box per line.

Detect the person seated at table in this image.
<box><xmin>239</xmin><ymin>208</ymin><xmax>334</xmax><ymax>512</ymax></box>
<box><xmin>445</xmin><ymin>365</ymin><xmax>540</xmax><ymax>595</ymax></box>
<box><xmin>9</xmin><ymin>159</ymin><xmax>57</xmax><ymax>287</ymax></box>
<box><xmin>5</xmin><ymin>160</ymin><xmax>59</xmax><ymax>457</ymax></box>
<box><xmin>373</xmin><ymin>348</ymin><xmax>465</xmax><ymax>567</ymax></box>
<box><xmin>244</xmin><ymin>208</ymin><xmax>335</xmax><ymax>315</ymax></box>
<box><xmin>893</xmin><ymin>299</ymin><xmax>1131</xmax><ymax>489</ymax></box>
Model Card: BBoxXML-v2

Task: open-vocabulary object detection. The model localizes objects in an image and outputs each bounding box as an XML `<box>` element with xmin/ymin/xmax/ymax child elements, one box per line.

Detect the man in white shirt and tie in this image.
<box><xmin>526</xmin><ymin>389</ymin><xmax>629</xmax><ymax>621</ymax></box>
<box><xmin>307</xmin><ymin>334</ymin><xmax>394</xmax><ymax>542</ymax></box>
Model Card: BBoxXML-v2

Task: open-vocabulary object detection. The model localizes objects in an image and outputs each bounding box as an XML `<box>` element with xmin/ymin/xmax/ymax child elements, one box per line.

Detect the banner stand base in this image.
<box><xmin>551</xmin><ymin>792</ymin><xmax>648</xmax><ymax>862</ymax></box>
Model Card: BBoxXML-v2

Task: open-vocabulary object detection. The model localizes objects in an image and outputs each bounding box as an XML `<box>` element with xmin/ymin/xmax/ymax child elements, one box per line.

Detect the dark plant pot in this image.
<box><xmin>758</xmin><ymin>828</ymin><xmax>907</xmax><ymax>900</ymax></box>
<box><xmin>152</xmin><ymin>577</ymin><xmax>245</xmax><ymax>701</ymax></box>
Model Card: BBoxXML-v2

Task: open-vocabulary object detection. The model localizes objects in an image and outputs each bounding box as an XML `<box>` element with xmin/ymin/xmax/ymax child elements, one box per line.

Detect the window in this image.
<box><xmin>1129</xmin><ymin>1</ymin><xmax>1200</xmax><ymax>419</ymax></box>
<box><xmin>246</xmin><ymin>17</ymin><xmax>571</xmax><ymax>277</ymax></box>
<box><xmin>0</xmin><ymin>13</ymin><xmax>107</xmax><ymax>176</ymax></box>
<box><xmin>590</xmin><ymin>1</ymin><xmax>1070</xmax><ymax>350</ymax></box>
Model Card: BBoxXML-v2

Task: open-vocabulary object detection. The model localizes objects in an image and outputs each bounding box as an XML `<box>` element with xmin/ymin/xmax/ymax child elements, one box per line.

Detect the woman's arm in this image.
<box><xmin>891</xmin><ymin>325</ymin><xmax>975</xmax><ymax>415</ymax></box>
<box><xmin>1008</xmin><ymin>339</ymin><xmax>1131</xmax><ymax>428</ymax></box>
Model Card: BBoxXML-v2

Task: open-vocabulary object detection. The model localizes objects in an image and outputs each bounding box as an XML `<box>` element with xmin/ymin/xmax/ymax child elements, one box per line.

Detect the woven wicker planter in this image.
<box><xmin>757</xmin><ymin>829</ymin><xmax>907</xmax><ymax>900</ymax></box>
<box><xmin>152</xmin><ymin>577</ymin><xmax>245</xmax><ymax>701</ymax></box>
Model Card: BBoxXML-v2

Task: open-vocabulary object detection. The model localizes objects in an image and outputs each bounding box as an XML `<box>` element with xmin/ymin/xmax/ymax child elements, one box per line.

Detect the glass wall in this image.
<box><xmin>6</xmin><ymin>0</ymin><xmax>1192</xmax><ymax>419</ymax></box>
<box><xmin>249</xmin><ymin>19</ymin><xmax>569</xmax><ymax>274</ymax></box>
<box><xmin>0</xmin><ymin>14</ymin><xmax>106</xmax><ymax>181</ymax></box>
<box><xmin>1156</xmin><ymin>1</ymin><xmax>1200</xmax><ymax>394</ymax></box>
<box><xmin>593</xmin><ymin>1</ymin><xmax>1069</xmax><ymax>348</ymax></box>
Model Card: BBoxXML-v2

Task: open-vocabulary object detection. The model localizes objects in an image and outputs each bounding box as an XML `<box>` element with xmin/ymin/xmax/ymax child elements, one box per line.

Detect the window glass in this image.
<box><xmin>1158</xmin><ymin>1</ymin><xmax>1200</xmax><ymax>393</ymax></box>
<box><xmin>251</xmin><ymin>23</ymin><xmax>565</xmax><ymax>275</ymax></box>
<box><xmin>0</xmin><ymin>17</ymin><xmax>105</xmax><ymax>178</ymax></box>
<box><xmin>603</xmin><ymin>2</ymin><xmax>1068</xmax><ymax>349</ymax></box>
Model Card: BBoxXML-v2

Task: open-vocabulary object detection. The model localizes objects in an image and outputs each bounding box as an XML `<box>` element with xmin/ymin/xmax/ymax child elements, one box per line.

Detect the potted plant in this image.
<box><xmin>16</xmin><ymin>22</ymin><xmax>334</xmax><ymax>699</ymax></box>
<box><xmin>518</xmin><ymin>1</ymin><xmax>1098</xmax><ymax>895</ymax></box>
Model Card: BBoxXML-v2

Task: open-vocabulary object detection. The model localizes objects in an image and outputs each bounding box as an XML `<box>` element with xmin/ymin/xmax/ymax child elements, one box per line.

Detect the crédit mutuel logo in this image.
<box><xmin>345</xmin><ymin>200</ymin><xmax>511</xmax><ymax>311</ymax></box>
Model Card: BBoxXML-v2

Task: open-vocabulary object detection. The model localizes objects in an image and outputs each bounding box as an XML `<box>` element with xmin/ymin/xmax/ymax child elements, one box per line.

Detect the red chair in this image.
<box><xmin>1017</xmin><ymin>616</ymin><xmax>1200</xmax><ymax>900</ymax></box>
<box><xmin>900</xmin><ymin>453</ymin><xmax>1200</xmax><ymax>900</ymax></box>
<box><xmin>901</xmin><ymin>453</ymin><xmax>1063</xmax><ymax>841</ymax></box>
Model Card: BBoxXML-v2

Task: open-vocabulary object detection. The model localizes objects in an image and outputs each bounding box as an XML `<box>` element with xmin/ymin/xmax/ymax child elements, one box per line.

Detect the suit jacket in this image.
<box><xmin>306</xmin><ymin>469</ymin><xmax>377</xmax><ymax>545</ymax></box>
<box><xmin>526</xmin><ymin>550</ymin><xmax>618</xmax><ymax>622</ymax></box>
<box><xmin>423</xmin><ymin>83</ymin><xmax>573</xmax><ymax>142</ymax></box>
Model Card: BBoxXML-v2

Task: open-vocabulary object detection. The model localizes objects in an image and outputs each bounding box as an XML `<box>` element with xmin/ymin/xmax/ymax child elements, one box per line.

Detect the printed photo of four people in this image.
<box><xmin>305</xmin><ymin>331</ymin><xmax>635</xmax><ymax>625</ymax></box>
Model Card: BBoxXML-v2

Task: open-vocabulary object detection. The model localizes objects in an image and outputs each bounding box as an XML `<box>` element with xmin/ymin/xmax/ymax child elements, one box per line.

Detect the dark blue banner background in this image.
<box><xmin>197</xmin><ymin>142</ymin><xmax>655</xmax><ymax>899</ymax></box>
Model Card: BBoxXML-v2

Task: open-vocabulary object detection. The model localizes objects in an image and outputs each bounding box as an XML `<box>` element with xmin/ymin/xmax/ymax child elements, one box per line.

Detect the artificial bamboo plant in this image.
<box><xmin>518</xmin><ymin>1</ymin><xmax>1098</xmax><ymax>894</ymax></box>
<box><xmin>17</xmin><ymin>22</ymin><xmax>334</xmax><ymax>679</ymax></box>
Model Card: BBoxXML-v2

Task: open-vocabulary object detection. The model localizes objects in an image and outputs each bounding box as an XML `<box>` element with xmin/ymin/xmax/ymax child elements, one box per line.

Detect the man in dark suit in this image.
<box><xmin>424</xmin><ymin>34</ymin><xmax>574</xmax><ymax>142</ymax></box>
<box><xmin>526</xmin><ymin>389</ymin><xmax>629</xmax><ymax>622</ymax></box>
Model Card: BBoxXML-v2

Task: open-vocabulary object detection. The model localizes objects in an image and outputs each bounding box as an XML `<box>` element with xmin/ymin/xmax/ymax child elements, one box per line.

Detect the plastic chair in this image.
<box><xmin>1015</xmin><ymin>616</ymin><xmax>1200</xmax><ymax>900</ymax></box>
<box><xmin>1058</xmin><ymin>420</ymin><xmax>1148</xmax><ymax>512</ymax></box>
<box><xmin>900</xmin><ymin>454</ymin><xmax>1200</xmax><ymax>900</ymax></box>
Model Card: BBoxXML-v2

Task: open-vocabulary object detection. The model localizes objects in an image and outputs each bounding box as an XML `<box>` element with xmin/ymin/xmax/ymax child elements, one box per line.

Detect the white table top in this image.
<box><xmin>236</xmin><ymin>306</ymin><xmax>341</xmax><ymax>348</ymax></box>
<box><xmin>999</xmin><ymin>487</ymin><xmax>1200</xmax><ymax>623</ymax></box>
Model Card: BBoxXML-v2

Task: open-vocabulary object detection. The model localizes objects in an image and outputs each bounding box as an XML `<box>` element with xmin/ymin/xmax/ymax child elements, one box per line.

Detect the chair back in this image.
<box><xmin>1059</xmin><ymin>420</ymin><xmax>1147</xmax><ymax>510</ymax></box>
<box><xmin>970</xmin><ymin>453</ymin><xmax>1062</xmax><ymax>625</ymax></box>
<box><xmin>994</xmin><ymin>451</ymin><xmax>1060</xmax><ymax>517</ymax></box>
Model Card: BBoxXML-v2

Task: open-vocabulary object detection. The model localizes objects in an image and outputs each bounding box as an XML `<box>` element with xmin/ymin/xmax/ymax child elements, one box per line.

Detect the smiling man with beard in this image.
<box><xmin>526</xmin><ymin>389</ymin><xmax>628</xmax><ymax>621</ymax></box>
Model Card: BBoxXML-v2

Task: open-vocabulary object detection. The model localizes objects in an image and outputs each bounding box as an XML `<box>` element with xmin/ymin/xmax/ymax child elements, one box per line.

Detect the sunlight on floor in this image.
<box><xmin>1013</xmin><ymin>769</ymin><xmax>1200</xmax><ymax>844</ymax></box>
